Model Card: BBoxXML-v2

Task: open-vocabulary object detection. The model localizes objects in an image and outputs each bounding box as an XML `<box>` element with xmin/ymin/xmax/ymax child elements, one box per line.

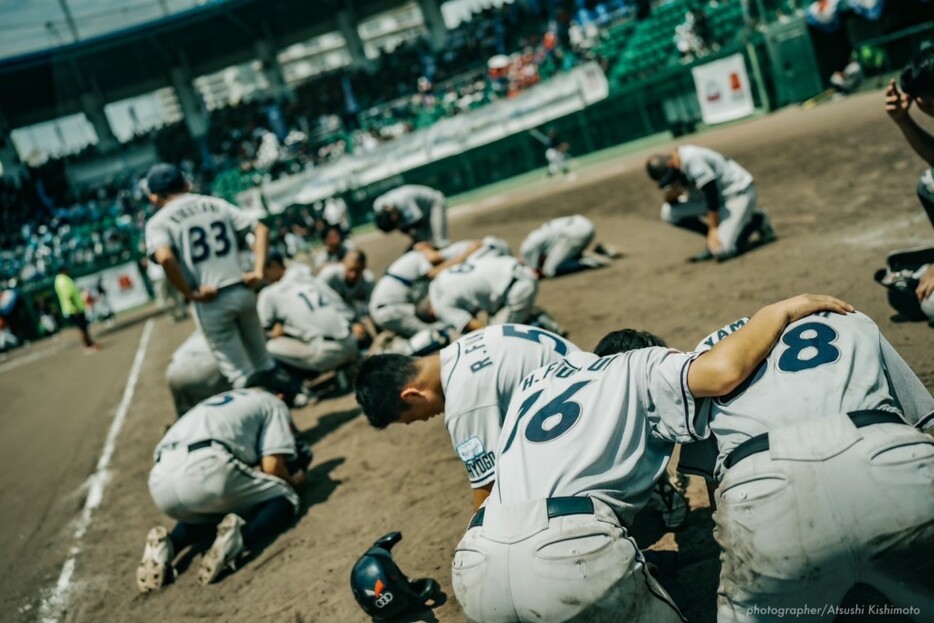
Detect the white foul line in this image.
<box><xmin>38</xmin><ymin>319</ymin><xmax>155</xmax><ymax>623</ymax></box>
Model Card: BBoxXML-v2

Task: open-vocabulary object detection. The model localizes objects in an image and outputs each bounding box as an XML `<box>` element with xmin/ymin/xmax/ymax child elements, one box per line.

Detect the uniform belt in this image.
<box><xmin>724</xmin><ymin>410</ymin><xmax>907</xmax><ymax>470</ymax></box>
<box><xmin>216</xmin><ymin>282</ymin><xmax>246</xmax><ymax>292</ymax></box>
<box><xmin>386</xmin><ymin>272</ymin><xmax>415</xmax><ymax>287</ymax></box>
<box><xmin>468</xmin><ymin>496</ymin><xmax>594</xmax><ymax>529</ymax></box>
<box><xmin>156</xmin><ymin>439</ymin><xmax>232</xmax><ymax>463</ymax></box>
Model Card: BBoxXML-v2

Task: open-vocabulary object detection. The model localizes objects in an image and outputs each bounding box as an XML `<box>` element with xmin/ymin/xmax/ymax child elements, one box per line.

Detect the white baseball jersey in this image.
<box><xmin>693</xmin><ymin>311</ymin><xmax>934</xmax><ymax>464</ymax></box>
<box><xmin>492</xmin><ymin>348</ymin><xmax>700</xmax><ymax>525</ymax></box>
<box><xmin>154</xmin><ymin>388</ymin><xmax>296</xmax><ymax>466</ymax></box>
<box><xmin>678</xmin><ymin>145</ymin><xmax>753</xmax><ymax>196</ymax></box>
<box><xmin>443</xmin><ymin>237</ymin><xmax>512</xmax><ymax>263</ymax></box>
<box><xmin>317</xmin><ymin>263</ymin><xmax>375</xmax><ymax>315</ymax></box>
<box><xmin>323</xmin><ymin>197</ymin><xmax>350</xmax><ymax>231</ymax></box>
<box><xmin>369</xmin><ymin>250</ymin><xmax>437</xmax><ymax>309</ymax></box>
<box><xmin>145</xmin><ymin>193</ymin><xmax>255</xmax><ymax>289</ymax></box>
<box><xmin>440</xmin><ymin>324</ymin><xmax>580</xmax><ymax>488</ymax></box>
<box><xmin>373</xmin><ymin>185</ymin><xmax>447</xmax><ymax>247</ymax></box>
<box><xmin>519</xmin><ymin>215</ymin><xmax>592</xmax><ymax>271</ymax></box>
<box><xmin>256</xmin><ymin>266</ymin><xmax>354</xmax><ymax>342</ymax></box>
<box><xmin>429</xmin><ymin>256</ymin><xmax>523</xmax><ymax>332</ymax></box>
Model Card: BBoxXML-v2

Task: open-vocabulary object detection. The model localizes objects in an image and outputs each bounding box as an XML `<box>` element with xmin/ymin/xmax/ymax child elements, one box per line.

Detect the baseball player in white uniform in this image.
<box><xmin>355</xmin><ymin>324</ymin><xmax>579</xmax><ymax>510</ymax></box>
<box><xmin>519</xmin><ymin>215</ymin><xmax>619</xmax><ymax>278</ymax></box>
<box><xmin>427</xmin><ymin>256</ymin><xmax>539</xmax><ymax>333</ymax></box>
<box><xmin>369</xmin><ymin>243</ymin><xmax>483</xmax><ymax>339</ymax></box>
<box><xmin>137</xmin><ymin>386</ymin><xmax>307</xmax><ymax>591</ymax></box>
<box><xmin>257</xmin><ymin>254</ymin><xmax>358</xmax><ymax>374</ymax></box>
<box><xmin>322</xmin><ymin>195</ymin><xmax>351</xmax><ymax>234</ymax></box>
<box><xmin>318</xmin><ymin>250</ymin><xmax>375</xmax><ymax>322</ymax></box>
<box><xmin>683</xmin><ymin>311</ymin><xmax>934</xmax><ymax>622</ymax></box>
<box><xmin>646</xmin><ymin>146</ymin><xmax>776</xmax><ymax>262</ymax></box>
<box><xmin>166</xmin><ymin>331</ymin><xmax>231</xmax><ymax>416</ymax></box>
<box><xmin>311</xmin><ymin>225</ymin><xmax>356</xmax><ymax>274</ymax></box>
<box><xmin>144</xmin><ymin>163</ymin><xmax>276</xmax><ymax>388</ymax></box>
<box><xmin>373</xmin><ymin>184</ymin><xmax>449</xmax><ymax>248</ymax></box>
<box><xmin>885</xmin><ymin>50</ymin><xmax>934</xmax><ymax>319</ymax></box>
<box><xmin>451</xmin><ymin>294</ymin><xmax>855</xmax><ymax>623</ymax></box>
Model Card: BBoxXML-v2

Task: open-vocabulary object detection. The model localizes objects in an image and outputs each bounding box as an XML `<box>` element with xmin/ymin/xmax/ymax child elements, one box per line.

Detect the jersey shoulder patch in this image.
<box><xmin>456</xmin><ymin>436</ymin><xmax>486</xmax><ymax>461</ymax></box>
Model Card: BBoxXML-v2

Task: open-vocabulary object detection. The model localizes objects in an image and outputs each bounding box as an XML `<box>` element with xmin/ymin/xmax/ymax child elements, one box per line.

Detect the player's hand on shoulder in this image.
<box><xmin>885</xmin><ymin>79</ymin><xmax>913</xmax><ymax>123</ymax></box>
<box><xmin>191</xmin><ymin>285</ymin><xmax>218</xmax><ymax>302</ymax></box>
<box><xmin>242</xmin><ymin>271</ymin><xmax>264</xmax><ymax>288</ymax></box>
<box><xmin>777</xmin><ymin>294</ymin><xmax>854</xmax><ymax>323</ymax></box>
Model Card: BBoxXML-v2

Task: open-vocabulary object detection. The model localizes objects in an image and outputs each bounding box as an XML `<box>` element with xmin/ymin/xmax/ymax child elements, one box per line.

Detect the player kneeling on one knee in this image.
<box><xmin>137</xmin><ymin>380</ymin><xmax>307</xmax><ymax>591</ymax></box>
<box><xmin>355</xmin><ymin>324</ymin><xmax>579</xmax><ymax>511</ymax></box>
<box><xmin>451</xmin><ymin>294</ymin><xmax>854</xmax><ymax>623</ymax></box>
<box><xmin>885</xmin><ymin>48</ymin><xmax>934</xmax><ymax>317</ymax></box>
<box><xmin>257</xmin><ymin>253</ymin><xmax>358</xmax><ymax>376</ymax></box>
<box><xmin>646</xmin><ymin>146</ymin><xmax>775</xmax><ymax>263</ymax></box>
<box><xmin>681</xmin><ymin>310</ymin><xmax>934</xmax><ymax>622</ymax></box>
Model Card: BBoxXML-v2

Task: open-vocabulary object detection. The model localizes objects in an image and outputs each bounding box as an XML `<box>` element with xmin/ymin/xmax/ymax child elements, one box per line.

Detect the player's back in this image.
<box><xmin>146</xmin><ymin>193</ymin><xmax>249</xmax><ymax>289</ymax></box>
<box><xmin>678</xmin><ymin>144</ymin><xmax>751</xmax><ymax>195</ymax></box>
<box><xmin>370</xmin><ymin>251</ymin><xmax>433</xmax><ymax>306</ymax></box>
<box><xmin>258</xmin><ymin>269</ymin><xmax>350</xmax><ymax>341</ymax></box>
<box><xmin>706</xmin><ymin>311</ymin><xmax>934</xmax><ymax>457</ymax></box>
<box><xmin>432</xmin><ymin>256</ymin><xmax>519</xmax><ymax>311</ymax></box>
<box><xmin>156</xmin><ymin>389</ymin><xmax>286</xmax><ymax>465</ymax></box>
<box><xmin>492</xmin><ymin>348</ymin><xmax>691</xmax><ymax>525</ymax></box>
<box><xmin>442</xmin><ymin>324</ymin><xmax>580</xmax><ymax>417</ymax></box>
<box><xmin>441</xmin><ymin>324</ymin><xmax>580</xmax><ymax>487</ymax></box>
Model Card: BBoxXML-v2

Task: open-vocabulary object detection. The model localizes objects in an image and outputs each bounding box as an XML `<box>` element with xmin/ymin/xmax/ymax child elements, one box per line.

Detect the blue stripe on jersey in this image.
<box><xmin>680</xmin><ymin>354</ymin><xmax>701</xmax><ymax>441</ymax></box>
<box><xmin>445</xmin><ymin>341</ymin><xmax>462</xmax><ymax>388</ymax></box>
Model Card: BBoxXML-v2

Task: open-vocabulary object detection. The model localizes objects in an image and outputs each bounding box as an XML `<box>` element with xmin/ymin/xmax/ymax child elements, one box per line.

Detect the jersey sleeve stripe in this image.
<box><xmin>444</xmin><ymin>342</ymin><xmax>462</xmax><ymax>389</ymax></box>
<box><xmin>680</xmin><ymin>354</ymin><xmax>702</xmax><ymax>441</ymax></box>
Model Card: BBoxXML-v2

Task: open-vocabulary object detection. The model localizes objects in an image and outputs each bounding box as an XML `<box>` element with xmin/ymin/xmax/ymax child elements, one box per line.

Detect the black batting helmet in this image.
<box><xmin>350</xmin><ymin>532</ymin><xmax>440</xmax><ymax>620</ymax></box>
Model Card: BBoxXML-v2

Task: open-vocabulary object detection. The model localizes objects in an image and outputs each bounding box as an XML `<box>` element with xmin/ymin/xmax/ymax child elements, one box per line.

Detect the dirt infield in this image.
<box><xmin>2</xmin><ymin>90</ymin><xmax>931</xmax><ymax>623</ymax></box>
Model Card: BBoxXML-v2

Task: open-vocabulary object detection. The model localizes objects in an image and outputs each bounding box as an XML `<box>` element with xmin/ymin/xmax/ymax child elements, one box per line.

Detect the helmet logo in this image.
<box><xmin>375</xmin><ymin>592</ymin><xmax>394</xmax><ymax>608</ymax></box>
<box><xmin>374</xmin><ymin>579</ymin><xmax>385</xmax><ymax>597</ymax></box>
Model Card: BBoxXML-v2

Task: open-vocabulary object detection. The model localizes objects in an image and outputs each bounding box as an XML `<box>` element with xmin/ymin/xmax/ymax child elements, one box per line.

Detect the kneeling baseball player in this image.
<box><xmin>257</xmin><ymin>253</ymin><xmax>359</xmax><ymax>377</ymax></box>
<box><xmin>520</xmin><ymin>215</ymin><xmax>620</xmax><ymax>278</ymax></box>
<box><xmin>166</xmin><ymin>331</ymin><xmax>231</xmax><ymax>417</ymax></box>
<box><xmin>451</xmin><ymin>293</ymin><xmax>853</xmax><ymax>623</ymax></box>
<box><xmin>645</xmin><ymin>145</ymin><xmax>776</xmax><ymax>263</ymax></box>
<box><xmin>687</xmin><ymin>310</ymin><xmax>934</xmax><ymax>622</ymax></box>
<box><xmin>355</xmin><ymin>323</ymin><xmax>579</xmax><ymax>511</ymax></box>
<box><xmin>136</xmin><ymin>382</ymin><xmax>308</xmax><ymax>591</ymax></box>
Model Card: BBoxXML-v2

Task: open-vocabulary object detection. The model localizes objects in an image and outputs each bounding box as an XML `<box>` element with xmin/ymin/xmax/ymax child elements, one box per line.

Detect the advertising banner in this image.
<box><xmin>76</xmin><ymin>261</ymin><xmax>150</xmax><ymax>316</ymax></box>
<box><xmin>691</xmin><ymin>53</ymin><xmax>755</xmax><ymax>125</ymax></box>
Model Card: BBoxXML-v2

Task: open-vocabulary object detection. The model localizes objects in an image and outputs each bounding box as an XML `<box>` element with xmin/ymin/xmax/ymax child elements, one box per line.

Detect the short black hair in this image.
<box><xmin>245</xmin><ymin>366</ymin><xmax>301</xmax><ymax>408</ymax></box>
<box><xmin>321</xmin><ymin>224</ymin><xmax>344</xmax><ymax>240</ymax></box>
<box><xmin>375</xmin><ymin>210</ymin><xmax>397</xmax><ymax>233</ymax></box>
<box><xmin>346</xmin><ymin>249</ymin><xmax>367</xmax><ymax>265</ymax></box>
<box><xmin>593</xmin><ymin>329</ymin><xmax>667</xmax><ymax>356</ymax></box>
<box><xmin>267</xmin><ymin>251</ymin><xmax>286</xmax><ymax>268</ymax></box>
<box><xmin>355</xmin><ymin>355</ymin><xmax>419</xmax><ymax>428</ymax></box>
<box><xmin>901</xmin><ymin>47</ymin><xmax>934</xmax><ymax>98</ymax></box>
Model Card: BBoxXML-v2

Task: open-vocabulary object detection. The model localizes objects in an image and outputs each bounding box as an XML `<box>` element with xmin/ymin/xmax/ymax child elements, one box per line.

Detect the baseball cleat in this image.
<box><xmin>198</xmin><ymin>514</ymin><xmax>246</xmax><ymax>585</ymax></box>
<box><xmin>579</xmin><ymin>256</ymin><xmax>609</xmax><ymax>269</ymax></box>
<box><xmin>688</xmin><ymin>249</ymin><xmax>714</xmax><ymax>263</ymax></box>
<box><xmin>136</xmin><ymin>526</ymin><xmax>175</xmax><ymax>593</ymax></box>
<box><xmin>758</xmin><ymin>220</ymin><xmax>778</xmax><ymax>244</ymax></box>
<box><xmin>649</xmin><ymin>478</ymin><xmax>688</xmax><ymax>531</ymax></box>
<box><xmin>593</xmin><ymin>243</ymin><xmax>622</xmax><ymax>259</ymax></box>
